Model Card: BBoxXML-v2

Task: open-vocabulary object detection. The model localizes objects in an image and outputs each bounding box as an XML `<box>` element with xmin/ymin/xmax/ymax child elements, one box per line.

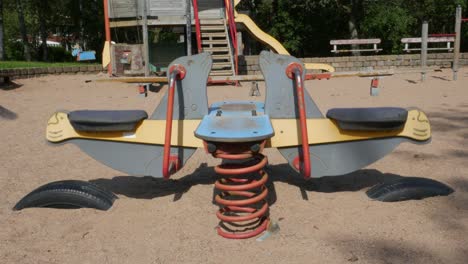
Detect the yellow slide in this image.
<box><xmin>102</xmin><ymin>41</ymin><xmax>111</xmax><ymax>69</ymax></box>
<box><xmin>235</xmin><ymin>13</ymin><xmax>290</xmax><ymax>55</ymax></box>
<box><xmin>233</xmin><ymin>3</ymin><xmax>335</xmax><ymax>72</ymax></box>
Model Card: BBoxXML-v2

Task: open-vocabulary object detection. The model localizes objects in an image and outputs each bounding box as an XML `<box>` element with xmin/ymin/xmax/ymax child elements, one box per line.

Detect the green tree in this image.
<box><xmin>361</xmin><ymin>2</ymin><xmax>416</xmax><ymax>53</ymax></box>
<box><xmin>0</xmin><ymin>0</ymin><xmax>4</xmax><ymax>60</ymax></box>
<box><xmin>36</xmin><ymin>0</ymin><xmax>50</xmax><ymax>61</ymax></box>
<box><xmin>16</xmin><ymin>0</ymin><xmax>31</xmax><ymax>61</ymax></box>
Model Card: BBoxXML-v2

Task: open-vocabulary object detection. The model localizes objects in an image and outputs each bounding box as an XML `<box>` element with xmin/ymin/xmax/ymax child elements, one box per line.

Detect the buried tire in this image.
<box><xmin>14</xmin><ymin>180</ymin><xmax>118</xmax><ymax>211</ymax></box>
<box><xmin>367</xmin><ymin>177</ymin><xmax>454</xmax><ymax>202</ymax></box>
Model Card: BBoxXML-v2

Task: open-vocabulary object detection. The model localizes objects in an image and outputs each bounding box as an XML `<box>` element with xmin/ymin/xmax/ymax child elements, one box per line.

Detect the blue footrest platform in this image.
<box><xmin>194</xmin><ymin>101</ymin><xmax>274</xmax><ymax>143</ymax></box>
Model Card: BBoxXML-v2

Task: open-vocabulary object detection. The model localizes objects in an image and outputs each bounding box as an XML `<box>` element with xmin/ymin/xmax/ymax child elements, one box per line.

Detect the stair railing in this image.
<box><xmin>224</xmin><ymin>0</ymin><xmax>238</xmax><ymax>75</ymax></box>
<box><xmin>192</xmin><ymin>0</ymin><xmax>202</xmax><ymax>53</ymax></box>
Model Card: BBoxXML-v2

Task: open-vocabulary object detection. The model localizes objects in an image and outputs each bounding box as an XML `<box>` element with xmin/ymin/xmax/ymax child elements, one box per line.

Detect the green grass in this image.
<box><xmin>0</xmin><ymin>61</ymin><xmax>100</xmax><ymax>69</ymax></box>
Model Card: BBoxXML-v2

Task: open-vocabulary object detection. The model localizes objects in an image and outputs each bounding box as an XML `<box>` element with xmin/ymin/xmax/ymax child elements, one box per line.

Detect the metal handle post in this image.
<box><xmin>163</xmin><ymin>65</ymin><xmax>186</xmax><ymax>179</ymax></box>
<box><xmin>286</xmin><ymin>63</ymin><xmax>311</xmax><ymax>179</ymax></box>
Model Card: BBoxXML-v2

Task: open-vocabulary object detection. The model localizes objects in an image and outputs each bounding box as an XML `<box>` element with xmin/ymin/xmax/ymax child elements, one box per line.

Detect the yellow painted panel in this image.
<box><xmin>46</xmin><ymin>110</ymin><xmax>430</xmax><ymax>148</ymax></box>
<box><xmin>47</xmin><ymin>112</ymin><xmax>204</xmax><ymax>148</ymax></box>
<box><xmin>102</xmin><ymin>41</ymin><xmax>111</xmax><ymax>68</ymax></box>
<box><xmin>269</xmin><ymin>109</ymin><xmax>430</xmax><ymax>147</ymax></box>
<box><xmin>304</xmin><ymin>63</ymin><xmax>336</xmax><ymax>73</ymax></box>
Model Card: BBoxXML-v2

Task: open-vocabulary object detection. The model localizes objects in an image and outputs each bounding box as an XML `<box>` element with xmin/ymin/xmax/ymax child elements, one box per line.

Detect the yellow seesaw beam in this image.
<box><xmin>47</xmin><ymin>110</ymin><xmax>430</xmax><ymax>148</ymax></box>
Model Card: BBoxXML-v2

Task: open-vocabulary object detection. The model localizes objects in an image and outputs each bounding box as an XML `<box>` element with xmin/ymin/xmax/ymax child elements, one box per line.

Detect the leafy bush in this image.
<box><xmin>39</xmin><ymin>46</ymin><xmax>74</xmax><ymax>62</ymax></box>
<box><xmin>5</xmin><ymin>40</ymin><xmax>26</xmax><ymax>61</ymax></box>
<box><xmin>361</xmin><ymin>4</ymin><xmax>416</xmax><ymax>54</ymax></box>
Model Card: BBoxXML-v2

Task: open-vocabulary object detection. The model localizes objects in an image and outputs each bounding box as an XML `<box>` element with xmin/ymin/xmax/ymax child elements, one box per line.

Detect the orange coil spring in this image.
<box><xmin>213</xmin><ymin>149</ymin><xmax>270</xmax><ymax>239</ymax></box>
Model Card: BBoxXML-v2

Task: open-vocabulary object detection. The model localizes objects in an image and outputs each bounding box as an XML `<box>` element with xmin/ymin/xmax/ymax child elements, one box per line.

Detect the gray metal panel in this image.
<box><xmin>151</xmin><ymin>52</ymin><xmax>212</xmax><ymax>120</ymax></box>
<box><xmin>148</xmin><ymin>0</ymin><xmax>187</xmax><ymax>17</ymax></box>
<box><xmin>279</xmin><ymin>138</ymin><xmax>420</xmax><ymax>178</ymax></box>
<box><xmin>197</xmin><ymin>0</ymin><xmax>224</xmax><ymax>18</ymax></box>
<box><xmin>63</xmin><ymin>52</ymin><xmax>211</xmax><ymax>178</ymax></box>
<box><xmin>72</xmin><ymin>140</ymin><xmax>196</xmax><ymax>178</ymax></box>
<box><xmin>109</xmin><ymin>0</ymin><xmax>141</xmax><ymax>18</ymax></box>
<box><xmin>109</xmin><ymin>0</ymin><xmax>224</xmax><ymax>21</ymax></box>
<box><xmin>259</xmin><ymin>51</ymin><xmax>323</xmax><ymax>119</ymax></box>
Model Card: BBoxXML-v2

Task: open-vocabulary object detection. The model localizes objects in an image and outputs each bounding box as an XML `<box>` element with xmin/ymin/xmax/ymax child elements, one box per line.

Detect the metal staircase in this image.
<box><xmin>199</xmin><ymin>19</ymin><xmax>235</xmax><ymax>77</ymax></box>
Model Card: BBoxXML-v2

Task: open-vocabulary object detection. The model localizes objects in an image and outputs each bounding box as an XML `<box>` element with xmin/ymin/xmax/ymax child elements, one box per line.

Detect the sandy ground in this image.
<box><xmin>1</xmin><ymin>68</ymin><xmax>468</xmax><ymax>264</ymax></box>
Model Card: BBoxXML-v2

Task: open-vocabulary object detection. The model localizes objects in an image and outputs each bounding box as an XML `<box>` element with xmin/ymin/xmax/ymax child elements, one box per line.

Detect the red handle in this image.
<box><xmin>163</xmin><ymin>65</ymin><xmax>186</xmax><ymax>179</ymax></box>
<box><xmin>286</xmin><ymin>63</ymin><xmax>311</xmax><ymax>179</ymax></box>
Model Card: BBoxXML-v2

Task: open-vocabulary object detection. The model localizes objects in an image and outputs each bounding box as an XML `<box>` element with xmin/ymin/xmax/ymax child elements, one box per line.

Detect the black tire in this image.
<box><xmin>14</xmin><ymin>180</ymin><xmax>118</xmax><ymax>211</ymax></box>
<box><xmin>366</xmin><ymin>177</ymin><xmax>454</xmax><ymax>202</ymax></box>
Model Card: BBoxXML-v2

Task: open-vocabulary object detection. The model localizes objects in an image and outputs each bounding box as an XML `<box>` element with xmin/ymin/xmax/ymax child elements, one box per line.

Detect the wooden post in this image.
<box><xmin>103</xmin><ymin>0</ymin><xmax>112</xmax><ymax>75</ymax></box>
<box><xmin>453</xmin><ymin>5</ymin><xmax>462</xmax><ymax>81</ymax></box>
<box><xmin>421</xmin><ymin>21</ymin><xmax>428</xmax><ymax>82</ymax></box>
<box><xmin>237</xmin><ymin>32</ymin><xmax>243</xmax><ymax>56</ymax></box>
<box><xmin>186</xmin><ymin>0</ymin><xmax>192</xmax><ymax>56</ymax></box>
<box><xmin>142</xmin><ymin>0</ymin><xmax>150</xmax><ymax>77</ymax></box>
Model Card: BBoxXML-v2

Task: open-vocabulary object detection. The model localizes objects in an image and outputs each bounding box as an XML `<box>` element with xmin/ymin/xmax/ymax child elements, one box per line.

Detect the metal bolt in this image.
<box><xmin>207</xmin><ymin>143</ymin><xmax>217</xmax><ymax>153</ymax></box>
<box><xmin>250</xmin><ymin>144</ymin><xmax>261</xmax><ymax>153</ymax></box>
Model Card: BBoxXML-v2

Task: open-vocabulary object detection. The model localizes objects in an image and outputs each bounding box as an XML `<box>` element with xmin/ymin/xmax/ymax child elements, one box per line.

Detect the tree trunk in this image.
<box><xmin>348</xmin><ymin>16</ymin><xmax>360</xmax><ymax>55</ymax></box>
<box><xmin>39</xmin><ymin>0</ymin><xmax>48</xmax><ymax>61</ymax></box>
<box><xmin>16</xmin><ymin>0</ymin><xmax>31</xmax><ymax>61</ymax></box>
<box><xmin>0</xmin><ymin>0</ymin><xmax>5</xmax><ymax>60</ymax></box>
<box><xmin>79</xmin><ymin>0</ymin><xmax>85</xmax><ymax>49</ymax></box>
<box><xmin>348</xmin><ymin>1</ymin><xmax>360</xmax><ymax>56</ymax></box>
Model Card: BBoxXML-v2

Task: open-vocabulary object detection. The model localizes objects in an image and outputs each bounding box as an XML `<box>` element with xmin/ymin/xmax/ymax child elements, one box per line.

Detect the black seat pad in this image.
<box><xmin>326</xmin><ymin>107</ymin><xmax>408</xmax><ymax>131</ymax></box>
<box><xmin>69</xmin><ymin>110</ymin><xmax>148</xmax><ymax>132</ymax></box>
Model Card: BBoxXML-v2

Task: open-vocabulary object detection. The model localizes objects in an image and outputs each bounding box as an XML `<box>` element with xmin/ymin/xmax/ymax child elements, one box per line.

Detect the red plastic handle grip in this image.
<box><xmin>286</xmin><ymin>63</ymin><xmax>311</xmax><ymax>179</ymax></box>
<box><xmin>162</xmin><ymin>65</ymin><xmax>186</xmax><ymax>179</ymax></box>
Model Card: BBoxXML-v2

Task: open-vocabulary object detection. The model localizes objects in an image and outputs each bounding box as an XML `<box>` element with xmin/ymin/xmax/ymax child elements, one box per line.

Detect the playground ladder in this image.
<box><xmin>199</xmin><ymin>18</ymin><xmax>236</xmax><ymax>77</ymax></box>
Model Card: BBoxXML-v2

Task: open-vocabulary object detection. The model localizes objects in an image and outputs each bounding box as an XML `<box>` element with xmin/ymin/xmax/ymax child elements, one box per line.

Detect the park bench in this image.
<box><xmin>330</xmin><ymin>39</ymin><xmax>382</xmax><ymax>54</ymax></box>
<box><xmin>401</xmin><ymin>36</ymin><xmax>455</xmax><ymax>52</ymax></box>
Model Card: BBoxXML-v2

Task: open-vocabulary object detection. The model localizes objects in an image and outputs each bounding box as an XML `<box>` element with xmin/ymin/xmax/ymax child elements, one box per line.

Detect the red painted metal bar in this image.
<box><xmin>429</xmin><ymin>33</ymin><xmax>456</xmax><ymax>37</ymax></box>
<box><xmin>162</xmin><ymin>65</ymin><xmax>186</xmax><ymax>179</ymax></box>
<box><xmin>192</xmin><ymin>0</ymin><xmax>202</xmax><ymax>53</ymax></box>
<box><xmin>462</xmin><ymin>18</ymin><xmax>468</xmax><ymax>22</ymax></box>
<box><xmin>305</xmin><ymin>73</ymin><xmax>332</xmax><ymax>80</ymax></box>
<box><xmin>224</xmin><ymin>0</ymin><xmax>236</xmax><ymax>50</ymax></box>
<box><xmin>225</xmin><ymin>0</ymin><xmax>239</xmax><ymax>75</ymax></box>
<box><xmin>286</xmin><ymin>63</ymin><xmax>311</xmax><ymax>179</ymax></box>
<box><xmin>103</xmin><ymin>0</ymin><xmax>112</xmax><ymax>75</ymax></box>
<box><xmin>231</xmin><ymin>1</ymin><xmax>239</xmax><ymax>76</ymax></box>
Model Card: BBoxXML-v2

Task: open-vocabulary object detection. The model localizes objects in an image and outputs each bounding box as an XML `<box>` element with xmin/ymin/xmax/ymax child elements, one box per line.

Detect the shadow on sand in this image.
<box><xmin>89</xmin><ymin>165</ymin><xmax>463</xmax><ymax>262</ymax></box>
<box><xmin>90</xmin><ymin>164</ymin><xmax>410</xmax><ymax>204</ymax></box>
<box><xmin>328</xmin><ymin>176</ymin><xmax>468</xmax><ymax>263</ymax></box>
<box><xmin>0</xmin><ymin>105</ymin><xmax>18</xmax><ymax>120</ymax></box>
<box><xmin>0</xmin><ymin>80</ymin><xmax>23</xmax><ymax>91</ymax></box>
